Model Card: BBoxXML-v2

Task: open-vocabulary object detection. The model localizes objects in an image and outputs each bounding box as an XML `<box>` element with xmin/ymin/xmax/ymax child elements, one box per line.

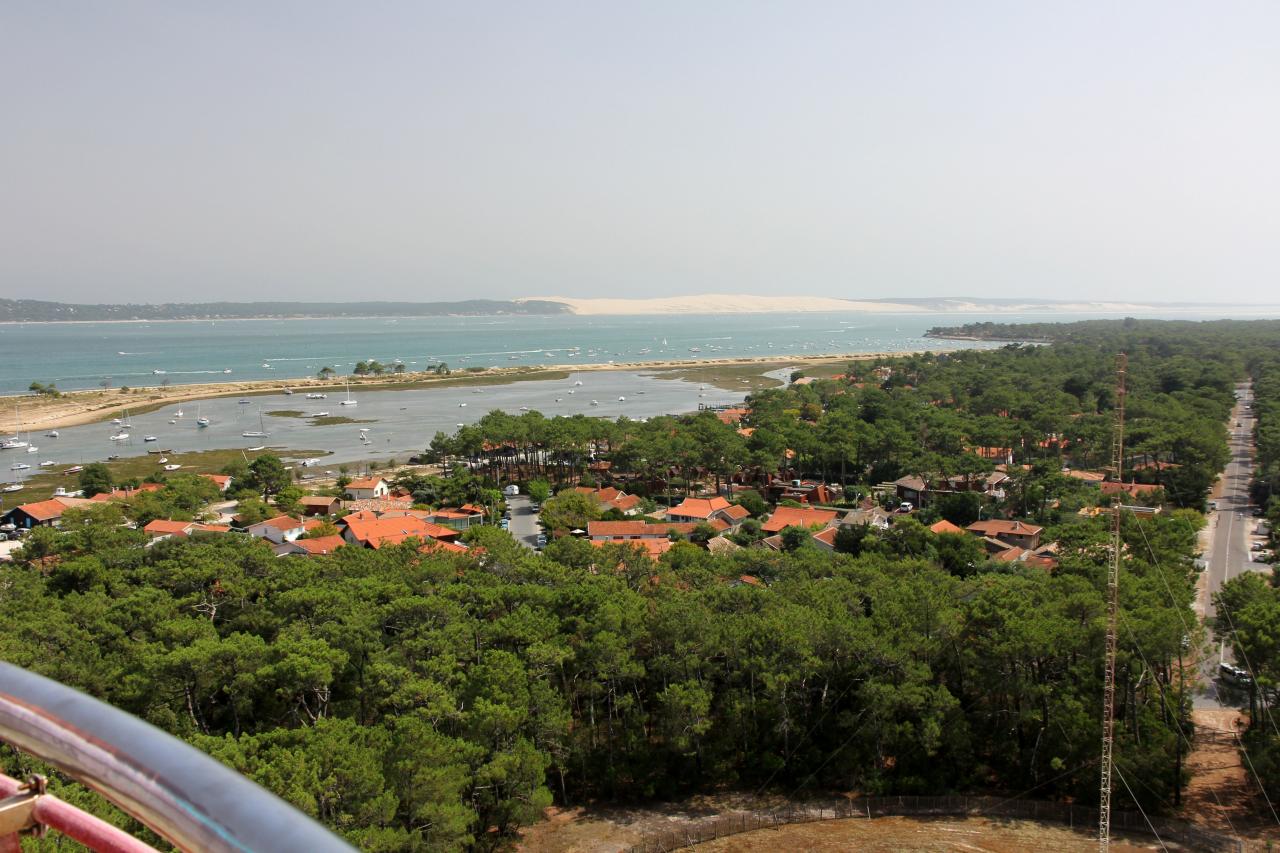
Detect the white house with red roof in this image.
<box><xmin>201</xmin><ymin>473</ymin><xmax>234</xmax><ymax>493</ymax></box>
<box><xmin>3</xmin><ymin>496</ymin><xmax>97</xmax><ymax>529</ymax></box>
<box><xmin>344</xmin><ymin>477</ymin><xmax>389</xmax><ymax>501</ymax></box>
<box><xmin>666</xmin><ymin>497</ymin><xmax>749</xmax><ymax>527</ymax></box>
<box><xmin>246</xmin><ymin>515</ymin><xmax>316</xmax><ymax>544</ymax></box>
<box><xmin>142</xmin><ymin>519</ymin><xmax>232</xmax><ymax>543</ymax></box>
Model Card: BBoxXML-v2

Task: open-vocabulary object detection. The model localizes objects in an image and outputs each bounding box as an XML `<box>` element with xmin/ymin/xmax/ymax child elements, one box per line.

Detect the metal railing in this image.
<box><xmin>0</xmin><ymin>662</ymin><xmax>356</xmax><ymax>852</ymax></box>
<box><xmin>625</xmin><ymin>795</ymin><xmax>1246</xmax><ymax>853</ymax></box>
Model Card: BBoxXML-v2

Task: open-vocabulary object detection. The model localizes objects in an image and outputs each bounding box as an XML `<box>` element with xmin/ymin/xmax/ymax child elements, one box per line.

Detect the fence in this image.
<box><xmin>625</xmin><ymin>794</ymin><xmax>1246</xmax><ymax>853</ymax></box>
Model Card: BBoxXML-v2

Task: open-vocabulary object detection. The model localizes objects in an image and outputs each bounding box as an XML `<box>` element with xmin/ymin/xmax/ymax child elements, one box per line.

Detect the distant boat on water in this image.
<box><xmin>242</xmin><ymin>411</ymin><xmax>270</xmax><ymax>438</ymax></box>
<box><xmin>341</xmin><ymin>381</ymin><xmax>357</xmax><ymax>407</ymax></box>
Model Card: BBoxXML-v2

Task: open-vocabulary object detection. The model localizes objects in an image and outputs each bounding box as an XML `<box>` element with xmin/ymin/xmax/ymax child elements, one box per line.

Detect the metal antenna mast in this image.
<box><xmin>1099</xmin><ymin>352</ymin><xmax>1127</xmax><ymax>850</ymax></box>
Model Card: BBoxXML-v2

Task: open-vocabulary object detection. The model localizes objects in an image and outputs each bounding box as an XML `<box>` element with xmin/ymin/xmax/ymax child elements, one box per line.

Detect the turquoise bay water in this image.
<box><xmin>0</xmin><ymin>309</ymin><xmax>1273</xmax><ymax>478</ymax></box>
<box><xmin>2</xmin><ymin>312</ymin><xmax>967</xmax><ymax>394</ymax></box>
<box><xmin>2</xmin><ymin>309</ymin><xmax>1262</xmax><ymax>395</ymax></box>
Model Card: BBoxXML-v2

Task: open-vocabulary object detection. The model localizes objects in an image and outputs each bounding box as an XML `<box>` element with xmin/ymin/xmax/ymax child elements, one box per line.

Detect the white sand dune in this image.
<box><xmin>527</xmin><ymin>294</ymin><xmax>1243</xmax><ymax>316</ymax></box>
<box><xmin>529</xmin><ymin>295</ymin><xmax>916</xmax><ymax>315</ymax></box>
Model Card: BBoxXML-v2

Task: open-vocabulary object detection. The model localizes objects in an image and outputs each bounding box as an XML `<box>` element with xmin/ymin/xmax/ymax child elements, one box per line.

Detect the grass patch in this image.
<box><xmin>646</xmin><ymin>363</ymin><xmax>786</xmax><ymax>392</ymax></box>
<box><xmin>266</xmin><ymin>409</ymin><xmax>307</xmax><ymax>418</ymax></box>
<box><xmin>645</xmin><ymin>356</ymin><xmax>867</xmax><ymax>391</ymax></box>
<box><xmin>309</xmin><ymin>416</ymin><xmax>375</xmax><ymax>426</ymax></box>
<box><xmin>8</xmin><ymin>448</ymin><xmax>330</xmax><ymax>503</ymax></box>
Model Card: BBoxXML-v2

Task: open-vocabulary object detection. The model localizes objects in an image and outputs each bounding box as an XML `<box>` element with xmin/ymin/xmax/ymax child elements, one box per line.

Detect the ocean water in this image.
<box><xmin>0</xmin><ymin>311</ymin><xmax>1042</xmax><ymax>395</ymax></box>
<box><xmin>5</xmin><ymin>309</ymin><xmax>1275</xmax><ymax>396</ymax></box>
<box><xmin>1</xmin><ymin>308</ymin><xmax>1274</xmax><ymax>478</ymax></box>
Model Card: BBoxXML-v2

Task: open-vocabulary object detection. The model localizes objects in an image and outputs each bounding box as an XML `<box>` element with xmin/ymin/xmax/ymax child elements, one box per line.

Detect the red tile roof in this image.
<box><xmin>761</xmin><ymin>506</ymin><xmax>838</xmax><ymax>533</ymax></box>
<box><xmin>89</xmin><ymin>484</ymin><xmax>164</xmax><ymax>502</ymax></box>
<box><xmin>590</xmin><ymin>538</ymin><xmax>672</xmax><ymax>558</ymax></box>
<box><xmin>289</xmin><ymin>535</ymin><xmax>347</xmax><ymax>555</ymax></box>
<box><xmin>143</xmin><ymin>519</ymin><xmax>195</xmax><ymax>536</ymax></box>
<box><xmin>575</xmin><ymin>486</ymin><xmax>642</xmax><ymax>513</ymax></box>
<box><xmin>966</xmin><ymin>519</ymin><xmax>1043</xmax><ymax>537</ymax></box>
<box><xmin>254</xmin><ymin>515</ymin><xmax>307</xmax><ymax>532</ymax></box>
<box><xmin>929</xmin><ymin>519</ymin><xmax>966</xmax><ymax>535</ymax></box>
<box><xmin>1099</xmin><ymin>481</ymin><xmax>1161</xmax><ymax>498</ymax></box>
<box><xmin>201</xmin><ymin>474</ymin><xmax>232</xmax><ymax>489</ymax></box>
<box><xmin>346</xmin><ymin>514</ymin><xmax>460</xmax><ymax>546</ymax></box>
<box><xmin>812</xmin><ymin>526</ymin><xmax>839</xmax><ymax>547</ymax></box>
<box><xmin>144</xmin><ymin>519</ymin><xmax>231</xmax><ymax>538</ymax></box>
<box><xmin>12</xmin><ymin>498</ymin><xmax>93</xmax><ymax>522</ymax></box>
<box><xmin>346</xmin><ymin>477</ymin><xmax>386</xmax><ymax>491</ymax></box>
<box><xmin>667</xmin><ymin>497</ymin><xmax>731</xmax><ymax>519</ymax></box>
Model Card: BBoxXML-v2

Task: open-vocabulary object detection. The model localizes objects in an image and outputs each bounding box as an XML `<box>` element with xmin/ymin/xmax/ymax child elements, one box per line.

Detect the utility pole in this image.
<box><xmin>1099</xmin><ymin>352</ymin><xmax>1127</xmax><ymax>851</ymax></box>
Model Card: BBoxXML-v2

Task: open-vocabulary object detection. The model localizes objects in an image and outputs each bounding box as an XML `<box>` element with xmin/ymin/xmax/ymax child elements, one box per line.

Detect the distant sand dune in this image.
<box><xmin>527</xmin><ymin>294</ymin><xmax>1219</xmax><ymax>316</ymax></box>
<box><xmin>529</xmin><ymin>295</ymin><xmax>915</xmax><ymax>315</ymax></box>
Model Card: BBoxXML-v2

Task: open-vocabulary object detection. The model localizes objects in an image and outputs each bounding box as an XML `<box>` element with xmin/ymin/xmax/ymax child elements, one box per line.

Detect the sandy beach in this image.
<box><xmin>0</xmin><ymin>352</ymin><xmax>905</xmax><ymax>434</ymax></box>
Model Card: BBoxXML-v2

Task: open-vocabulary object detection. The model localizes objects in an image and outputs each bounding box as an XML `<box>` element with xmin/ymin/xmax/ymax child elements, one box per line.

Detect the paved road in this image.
<box><xmin>505</xmin><ymin>494</ymin><xmax>543</xmax><ymax>550</ymax></box>
<box><xmin>1197</xmin><ymin>381</ymin><xmax>1266</xmax><ymax>708</ymax></box>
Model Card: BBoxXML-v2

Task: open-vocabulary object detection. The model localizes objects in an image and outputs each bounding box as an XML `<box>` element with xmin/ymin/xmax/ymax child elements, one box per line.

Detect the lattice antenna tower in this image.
<box><xmin>1099</xmin><ymin>351</ymin><xmax>1127</xmax><ymax>850</ymax></box>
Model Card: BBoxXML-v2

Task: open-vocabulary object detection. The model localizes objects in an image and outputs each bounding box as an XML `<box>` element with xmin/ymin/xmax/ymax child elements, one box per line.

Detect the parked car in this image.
<box><xmin>1220</xmin><ymin>662</ymin><xmax>1253</xmax><ymax>685</ymax></box>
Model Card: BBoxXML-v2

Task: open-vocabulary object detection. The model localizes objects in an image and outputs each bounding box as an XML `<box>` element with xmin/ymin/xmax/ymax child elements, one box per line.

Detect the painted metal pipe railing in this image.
<box><xmin>0</xmin><ymin>662</ymin><xmax>356</xmax><ymax>852</ymax></box>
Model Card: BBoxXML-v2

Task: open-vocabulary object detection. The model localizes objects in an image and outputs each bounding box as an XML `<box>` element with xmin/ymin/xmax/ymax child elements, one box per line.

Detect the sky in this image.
<box><xmin>1</xmin><ymin>2</ymin><xmax>1278</xmax><ymax>305</ymax></box>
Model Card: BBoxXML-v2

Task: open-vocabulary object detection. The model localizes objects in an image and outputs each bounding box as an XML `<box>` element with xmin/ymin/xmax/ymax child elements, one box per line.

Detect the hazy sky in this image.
<box><xmin>2</xmin><ymin>2</ymin><xmax>1278</xmax><ymax>304</ymax></box>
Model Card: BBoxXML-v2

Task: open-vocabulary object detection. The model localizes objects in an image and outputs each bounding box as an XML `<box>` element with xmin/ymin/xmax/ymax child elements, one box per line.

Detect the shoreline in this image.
<box><xmin>0</xmin><ymin>352</ymin><xmax>911</xmax><ymax>434</ymax></box>
<box><xmin>923</xmin><ymin>333</ymin><xmax>1054</xmax><ymax>343</ymax></box>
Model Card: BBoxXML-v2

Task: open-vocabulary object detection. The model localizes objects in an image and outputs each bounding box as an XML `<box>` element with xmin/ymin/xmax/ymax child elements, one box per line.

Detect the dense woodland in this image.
<box><xmin>4</xmin><ymin>318</ymin><xmax>1280</xmax><ymax>850</ymax></box>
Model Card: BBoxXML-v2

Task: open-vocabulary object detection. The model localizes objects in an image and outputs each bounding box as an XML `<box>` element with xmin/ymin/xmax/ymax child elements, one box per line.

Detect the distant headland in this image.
<box><xmin>3</xmin><ymin>295</ymin><xmax>1276</xmax><ymax>323</ymax></box>
<box><xmin>0</xmin><ymin>298</ymin><xmax>570</xmax><ymax>323</ymax></box>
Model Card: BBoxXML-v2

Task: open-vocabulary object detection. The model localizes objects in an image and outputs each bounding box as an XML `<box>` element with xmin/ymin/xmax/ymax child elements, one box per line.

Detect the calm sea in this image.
<box><xmin>2</xmin><ymin>309</ymin><xmax>1267</xmax><ymax>395</ymax></box>
<box><xmin>0</xmin><ymin>309</ymin><xmax>1274</xmax><ymax>478</ymax></box>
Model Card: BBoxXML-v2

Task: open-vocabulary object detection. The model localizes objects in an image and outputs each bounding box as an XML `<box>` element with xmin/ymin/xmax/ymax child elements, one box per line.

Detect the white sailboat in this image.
<box><xmin>2</xmin><ymin>399</ymin><xmax>28</xmax><ymax>449</ymax></box>
<box><xmin>242</xmin><ymin>410</ymin><xmax>270</xmax><ymax>438</ymax></box>
<box><xmin>340</xmin><ymin>380</ymin><xmax>357</xmax><ymax>407</ymax></box>
<box><xmin>196</xmin><ymin>403</ymin><xmax>210</xmax><ymax>427</ymax></box>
